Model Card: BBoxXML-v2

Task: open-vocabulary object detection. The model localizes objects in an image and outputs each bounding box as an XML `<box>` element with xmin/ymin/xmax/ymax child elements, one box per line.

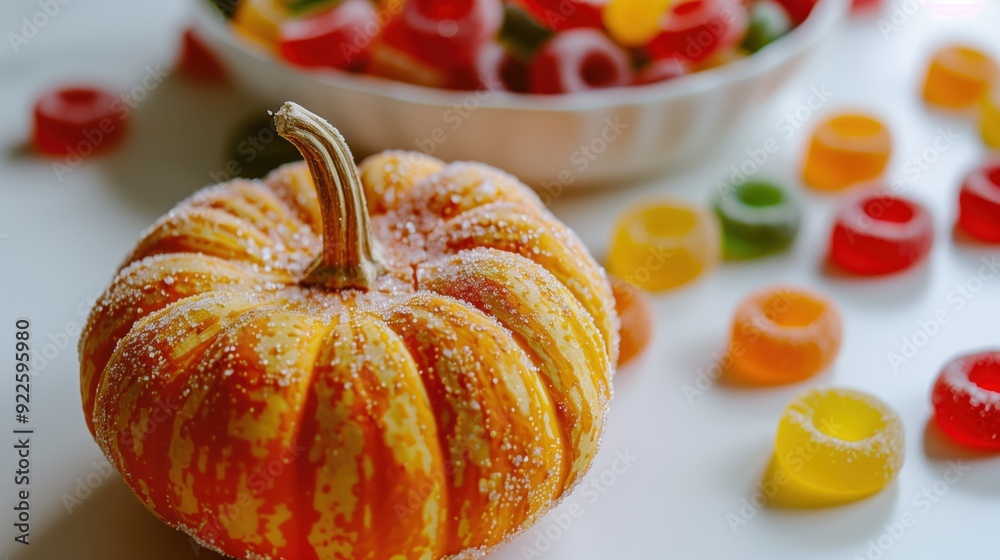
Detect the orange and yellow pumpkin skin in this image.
<box><xmin>80</xmin><ymin>115</ymin><xmax>618</xmax><ymax>559</ymax></box>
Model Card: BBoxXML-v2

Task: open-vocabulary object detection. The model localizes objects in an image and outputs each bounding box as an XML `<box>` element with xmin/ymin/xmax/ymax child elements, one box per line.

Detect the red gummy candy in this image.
<box><xmin>511</xmin><ymin>0</ymin><xmax>608</xmax><ymax>30</ymax></box>
<box><xmin>178</xmin><ymin>27</ymin><xmax>227</xmax><ymax>83</ymax></box>
<box><xmin>387</xmin><ymin>0</ymin><xmax>504</xmax><ymax>70</ymax></box>
<box><xmin>829</xmin><ymin>191</ymin><xmax>933</xmax><ymax>275</ymax></box>
<box><xmin>32</xmin><ymin>86</ymin><xmax>126</xmax><ymax>157</ymax></box>
<box><xmin>449</xmin><ymin>41</ymin><xmax>530</xmax><ymax>91</ymax></box>
<box><xmin>958</xmin><ymin>162</ymin><xmax>1000</xmax><ymax>242</ymax></box>
<box><xmin>530</xmin><ymin>29</ymin><xmax>631</xmax><ymax>94</ymax></box>
<box><xmin>774</xmin><ymin>0</ymin><xmax>819</xmax><ymax>24</ymax></box>
<box><xmin>645</xmin><ymin>0</ymin><xmax>749</xmax><ymax>65</ymax></box>
<box><xmin>933</xmin><ymin>351</ymin><xmax>1000</xmax><ymax>450</ymax></box>
<box><xmin>278</xmin><ymin>0</ymin><xmax>379</xmax><ymax>71</ymax></box>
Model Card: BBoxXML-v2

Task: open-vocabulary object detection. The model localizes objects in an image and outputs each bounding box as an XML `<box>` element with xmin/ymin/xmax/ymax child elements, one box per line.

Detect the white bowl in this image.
<box><xmin>191</xmin><ymin>0</ymin><xmax>848</xmax><ymax>189</ymax></box>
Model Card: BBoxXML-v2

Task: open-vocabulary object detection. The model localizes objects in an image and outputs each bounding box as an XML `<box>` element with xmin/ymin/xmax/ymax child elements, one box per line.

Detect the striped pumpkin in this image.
<box><xmin>79</xmin><ymin>103</ymin><xmax>618</xmax><ymax>559</ymax></box>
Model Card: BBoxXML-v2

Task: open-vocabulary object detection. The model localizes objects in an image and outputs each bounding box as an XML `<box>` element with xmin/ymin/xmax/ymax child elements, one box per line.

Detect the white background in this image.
<box><xmin>1</xmin><ymin>0</ymin><xmax>999</xmax><ymax>559</ymax></box>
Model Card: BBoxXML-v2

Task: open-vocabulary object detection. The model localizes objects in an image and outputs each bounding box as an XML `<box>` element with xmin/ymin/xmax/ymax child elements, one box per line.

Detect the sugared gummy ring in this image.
<box><xmin>958</xmin><ymin>162</ymin><xmax>1000</xmax><ymax>242</ymax></box>
<box><xmin>922</xmin><ymin>44</ymin><xmax>999</xmax><ymax>110</ymax></box>
<box><xmin>829</xmin><ymin>191</ymin><xmax>933</xmax><ymax>275</ymax></box>
<box><xmin>802</xmin><ymin>113</ymin><xmax>892</xmax><ymax>191</ymax></box>
<box><xmin>32</xmin><ymin>86</ymin><xmax>126</xmax><ymax>157</ymax></box>
<box><xmin>607</xmin><ymin>201</ymin><xmax>720</xmax><ymax>292</ymax></box>
<box><xmin>776</xmin><ymin>387</ymin><xmax>905</xmax><ymax>498</ymax></box>
<box><xmin>932</xmin><ymin>351</ymin><xmax>1000</xmax><ymax>450</ymax></box>
<box><xmin>728</xmin><ymin>286</ymin><xmax>842</xmax><ymax>385</ymax></box>
<box><xmin>713</xmin><ymin>181</ymin><xmax>801</xmax><ymax>259</ymax></box>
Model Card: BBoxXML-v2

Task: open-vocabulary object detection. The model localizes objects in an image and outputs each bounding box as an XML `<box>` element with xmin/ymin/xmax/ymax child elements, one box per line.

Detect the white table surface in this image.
<box><xmin>1</xmin><ymin>1</ymin><xmax>999</xmax><ymax>559</ymax></box>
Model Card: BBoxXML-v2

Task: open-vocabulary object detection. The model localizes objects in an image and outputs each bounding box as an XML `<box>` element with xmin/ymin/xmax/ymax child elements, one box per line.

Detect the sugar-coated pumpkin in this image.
<box><xmin>79</xmin><ymin>103</ymin><xmax>618</xmax><ymax>559</ymax></box>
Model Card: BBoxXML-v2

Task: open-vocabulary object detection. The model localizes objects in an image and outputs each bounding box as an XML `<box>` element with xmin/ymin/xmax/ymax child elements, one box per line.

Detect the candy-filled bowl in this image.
<box><xmin>191</xmin><ymin>0</ymin><xmax>847</xmax><ymax>189</ymax></box>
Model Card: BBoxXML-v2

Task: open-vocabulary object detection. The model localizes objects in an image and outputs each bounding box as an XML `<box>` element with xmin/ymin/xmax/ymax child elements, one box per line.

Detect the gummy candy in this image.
<box><xmin>958</xmin><ymin>161</ymin><xmax>1000</xmax><ymax>242</ymax></box>
<box><xmin>602</xmin><ymin>0</ymin><xmax>672</xmax><ymax>47</ymax></box>
<box><xmin>830</xmin><ymin>191</ymin><xmax>933</xmax><ymax>275</ymax></box>
<box><xmin>512</xmin><ymin>0</ymin><xmax>607</xmax><ymax>31</ymax></box>
<box><xmin>607</xmin><ymin>201</ymin><xmax>720</xmax><ymax>292</ymax></box>
<box><xmin>773</xmin><ymin>0</ymin><xmax>818</xmax><ymax>25</ymax></box>
<box><xmin>448</xmin><ymin>41</ymin><xmax>530</xmax><ymax>91</ymax></box>
<box><xmin>728</xmin><ymin>286</ymin><xmax>842</xmax><ymax>385</ymax></box>
<box><xmin>32</xmin><ymin>86</ymin><xmax>127</xmax><ymax>157</ymax></box>
<box><xmin>980</xmin><ymin>85</ymin><xmax>1000</xmax><ymax>148</ymax></box>
<box><xmin>742</xmin><ymin>0</ymin><xmax>791</xmax><ymax>53</ymax></box>
<box><xmin>530</xmin><ymin>29</ymin><xmax>632</xmax><ymax>93</ymax></box>
<box><xmin>232</xmin><ymin>0</ymin><xmax>286</xmax><ymax>47</ymax></box>
<box><xmin>932</xmin><ymin>351</ymin><xmax>1000</xmax><ymax>450</ymax></box>
<box><xmin>645</xmin><ymin>0</ymin><xmax>749</xmax><ymax>65</ymax></box>
<box><xmin>802</xmin><ymin>113</ymin><xmax>892</xmax><ymax>191</ymax></box>
<box><xmin>922</xmin><ymin>45</ymin><xmax>999</xmax><ymax>110</ymax></box>
<box><xmin>713</xmin><ymin>180</ymin><xmax>801</xmax><ymax>259</ymax></box>
<box><xmin>776</xmin><ymin>388</ymin><xmax>905</xmax><ymax>498</ymax></box>
<box><xmin>390</xmin><ymin>0</ymin><xmax>504</xmax><ymax>70</ymax></box>
<box><xmin>278</xmin><ymin>0</ymin><xmax>379</xmax><ymax>71</ymax></box>
<box><xmin>177</xmin><ymin>28</ymin><xmax>227</xmax><ymax>83</ymax></box>
<box><xmin>611</xmin><ymin>278</ymin><xmax>654</xmax><ymax>367</ymax></box>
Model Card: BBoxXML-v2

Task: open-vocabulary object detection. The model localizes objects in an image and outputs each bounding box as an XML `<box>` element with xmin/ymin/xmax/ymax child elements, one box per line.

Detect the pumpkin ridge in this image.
<box><xmin>126</xmin><ymin>207</ymin><xmax>280</xmax><ymax>271</ymax></box>
<box><xmin>416</xmin><ymin>248</ymin><xmax>612</xmax><ymax>489</ymax></box>
<box><xmin>382</xmin><ymin>292</ymin><xmax>564</xmax><ymax>555</ymax></box>
<box><xmin>285</xmin><ymin>316</ymin><xmax>337</xmax><ymax>560</ymax></box>
<box><xmin>428</xmin><ymin>200</ymin><xmax>619</xmax><ymax>363</ymax></box>
<box><xmin>81</xmin><ymin>254</ymin><xmax>276</xmax><ymax>434</ymax></box>
<box><xmin>189</xmin><ymin>179</ymin><xmax>312</xmax><ymax>244</ymax></box>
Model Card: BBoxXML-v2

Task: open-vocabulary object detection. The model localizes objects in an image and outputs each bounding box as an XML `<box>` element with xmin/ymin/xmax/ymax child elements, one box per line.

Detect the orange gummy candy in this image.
<box><xmin>802</xmin><ymin>113</ymin><xmax>892</xmax><ymax>191</ymax></box>
<box><xmin>611</xmin><ymin>278</ymin><xmax>654</xmax><ymax>367</ymax></box>
<box><xmin>729</xmin><ymin>286</ymin><xmax>843</xmax><ymax>385</ymax></box>
<box><xmin>923</xmin><ymin>45</ymin><xmax>999</xmax><ymax>110</ymax></box>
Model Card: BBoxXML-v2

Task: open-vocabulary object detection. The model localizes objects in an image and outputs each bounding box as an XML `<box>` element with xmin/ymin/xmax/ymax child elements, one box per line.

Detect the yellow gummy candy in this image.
<box><xmin>604</xmin><ymin>0</ymin><xmax>673</xmax><ymax>47</ymax></box>
<box><xmin>775</xmin><ymin>388</ymin><xmax>904</xmax><ymax>500</ymax></box>
<box><xmin>607</xmin><ymin>201</ymin><xmax>719</xmax><ymax>292</ymax></box>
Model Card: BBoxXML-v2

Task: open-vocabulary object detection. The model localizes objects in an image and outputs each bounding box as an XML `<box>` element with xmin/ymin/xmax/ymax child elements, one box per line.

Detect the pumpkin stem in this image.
<box><xmin>274</xmin><ymin>102</ymin><xmax>386</xmax><ymax>291</ymax></box>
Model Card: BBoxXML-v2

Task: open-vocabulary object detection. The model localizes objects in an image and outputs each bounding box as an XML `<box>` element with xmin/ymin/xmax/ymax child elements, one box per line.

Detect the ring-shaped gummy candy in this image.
<box><xmin>922</xmin><ymin>45</ymin><xmax>999</xmax><ymax>110</ymax></box>
<box><xmin>776</xmin><ymin>387</ymin><xmax>905</xmax><ymax>498</ymax></box>
<box><xmin>958</xmin><ymin>162</ymin><xmax>1000</xmax><ymax>242</ymax></box>
<box><xmin>729</xmin><ymin>286</ymin><xmax>842</xmax><ymax>385</ymax></box>
<box><xmin>932</xmin><ymin>351</ymin><xmax>1000</xmax><ymax>450</ymax></box>
<box><xmin>713</xmin><ymin>181</ymin><xmax>801</xmax><ymax>259</ymax></box>
<box><xmin>830</xmin><ymin>191</ymin><xmax>933</xmax><ymax>275</ymax></box>
<box><xmin>607</xmin><ymin>201</ymin><xmax>720</xmax><ymax>292</ymax></box>
<box><xmin>802</xmin><ymin>113</ymin><xmax>892</xmax><ymax>191</ymax></box>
